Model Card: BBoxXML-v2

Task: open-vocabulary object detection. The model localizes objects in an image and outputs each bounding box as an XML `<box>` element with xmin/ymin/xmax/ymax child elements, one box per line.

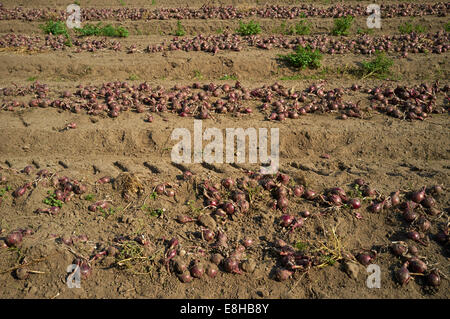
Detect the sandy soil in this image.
<box><xmin>0</xmin><ymin>1</ymin><xmax>448</xmax><ymax>299</ymax></box>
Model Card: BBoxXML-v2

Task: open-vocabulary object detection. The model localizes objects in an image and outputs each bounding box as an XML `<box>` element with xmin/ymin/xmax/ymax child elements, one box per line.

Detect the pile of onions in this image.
<box><xmin>0</xmin><ymin>3</ymin><xmax>446</xmax><ymax>22</ymax></box>
<box><xmin>2</xmin><ymin>80</ymin><xmax>448</xmax><ymax>122</ymax></box>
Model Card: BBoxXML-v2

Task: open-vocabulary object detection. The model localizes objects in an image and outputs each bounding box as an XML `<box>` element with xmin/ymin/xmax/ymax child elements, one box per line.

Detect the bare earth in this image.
<box><xmin>0</xmin><ymin>0</ymin><xmax>448</xmax><ymax>299</ymax></box>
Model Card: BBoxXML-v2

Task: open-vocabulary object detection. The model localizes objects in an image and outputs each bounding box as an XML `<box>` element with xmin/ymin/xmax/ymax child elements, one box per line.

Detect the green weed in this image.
<box><xmin>291</xmin><ymin>20</ymin><xmax>311</xmax><ymax>35</ymax></box>
<box><xmin>174</xmin><ymin>20</ymin><xmax>186</xmax><ymax>36</ymax></box>
<box><xmin>43</xmin><ymin>191</ymin><xmax>63</xmax><ymax>208</ymax></box>
<box><xmin>84</xmin><ymin>194</ymin><xmax>95</xmax><ymax>201</ymax></box>
<box><xmin>278</xmin><ymin>45</ymin><xmax>322</xmax><ymax>69</ymax></box>
<box><xmin>236</xmin><ymin>20</ymin><xmax>261</xmax><ymax>36</ymax></box>
<box><xmin>40</xmin><ymin>20</ymin><xmax>72</xmax><ymax>46</ymax></box>
<box><xmin>75</xmin><ymin>23</ymin><xmax>129</xmax><ymax>37</ymax></box>
<box><xmin>398</xmin><ymin>21</ymin><xmax>427</xmax><ymax>34</ymax></box>
<box><xmin>331</xmin><ymin>15</ymin><xmax>354</xmax><ymax>36</ymax></box>
<box><xmin>357</xmin><ymin>27</ymin><xmax>374</xmax><ymax>35</ymax></box>
<box><xmin>360</xmin><ymin>51</ymin><xmax>394</xmax><ymax>79</ymax></box>
<box><xmin>194</xmin><ymin>70</ymin><xmax>203</xmax><ymax>80</ymax></box>
<box><xmin>219</xmin><ymin>74</ymin><xmax>238</xmax><ymax>80</ymax></box>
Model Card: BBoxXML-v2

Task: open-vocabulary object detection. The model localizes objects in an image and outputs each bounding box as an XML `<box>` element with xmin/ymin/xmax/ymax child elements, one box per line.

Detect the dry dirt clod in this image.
<box><xmin>0</xmin><ymin>239</ymin><xmax>7</xmax><ymax>249</ymax></box>
<box><xmin>342</xmin><ymin>260</ymin><xmax>360</xmax><ymax>279</ymax></box>
<box><xmin>172</xmin><ymin>256</ymin><xmax>188</xmax><ymax>274</ymax></box>
<box><xmin>198</xmin><ymin>213</ymin><xmax>217</xmax><ymax>230</ymax></box>
<box><xmin>241</xmin><ymin>258</ymin><xmax>256</xmax><ymax>273</ymax></box>
<box><xmin>15</xmin><ymin>268</ymin><xmax>29</xmax><ymax>280</ymax></box>
<box><xmin>107</xmin><ymin>246</ymin><xmax>119</xmax><ymax>257</ymax></box>
<box><xmin>101</xmin><ymin>256</ymin><xmax>116</xmax><ymax>268</ymax></box>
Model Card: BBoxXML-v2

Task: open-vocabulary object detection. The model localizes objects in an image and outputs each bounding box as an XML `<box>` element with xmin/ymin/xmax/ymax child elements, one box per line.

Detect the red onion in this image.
<box><xmin>301</xmin><ymin>210</ymin><xmax>311</xmax><ymax>218</ymax></box>
<box><xmin>214</xmin><ymin>208</ymin><xmax>227</xmax><ymax>218</ymax></box>
<box><xmin>178</xmin><ymin>271</ymin><xmax>193</xmax><ymax>283</ymax></box>
<box><xmin>176</xmin><ymin>215</ymin><xmax>194</xmax><ymax>224</ymax></box>
<box><xmin>55</xmin><ymin>190</ymin><xmax>64</xmax><ymax>200</ymax></box>
<box><xmin>411</xmin><ymin>187</ymin><xmax>425</xmax><ymax>203</ymax></box>
<box><xmin>6</xmin><ymin>231</ymin><xmax>23</xmax><ymax>247</ymax></box>
<box><xmin>206</xmin><ymin>264</ymin><xmax>219</xmax><ymax>278</ymax></box>
<box><xmin>290</xmin><ymin>217</ymin><xmax>304</xmax><ymax>231</ymax></box>
<box><xmin>278</xmin><ymin>174</ymin><xmax>290</xmax><ymax>185</ymax></box>
<box><xmin>402</xmin><ymin>209</ymin><xmax>418</xmax><ymax>222</ymax></box>
<box><xmin>435</xmin><ymin>228</ymin><xmax>448</xmax><ymax>244</ymax></box>
<box><xmin>391</xmin><ymin>242</ymin><xmax>408</xmax><ymax>256</ymax></box>
<box><xmin>98</xmin><ymin>176</ymin><xmax>111</xmax><ymax>184</ymax></box>
<box><xmin>79</xmin><ymin>262</ymin><xmax>92</xmax><ymax>278</ymax></box>
<box><xmin>168</xmin><ymin>237</ymin><xmax>179</xmax><ymax>249</ymax></box>
<box><xmin>37</xmin><ymin>169</ymin><xmax>49</xmax><ymax>177</ymax></box>
<box><xmin>208</xmin><ymin>199</ymin><xmax>218</xmax><ymax>207</ymax></box>
<box><xmin>155</xmin><ymin>184</ymin><xmax>165</xmax><ymax>195</ymax></box>
<box><xmin>369</xmin><ymin>202</ymin><xmax>383</xmax><ymax>213</ymax></box>
<box><xmin>74</xmin><ymin>184</ymin><xmax>87</xmax><ymax>194</ymax></box>
<box><xmin>233</xmin><ymin>191</ymin><xmax>246</xmax><ymax>202</ymax></box>
<box><xmin>430</xmin><ymin>185</ymin><xmax>443</xmax><ymax>196</ymax></box>
<box><xmin>238</xmin><ymin>200</ymin><xmax>250</xmax><ymax>214</ymax></box>
<box><xmin>391</xmin><ymin>191</ymin><xmax>400</xmax><ymax>206</ymax></box>
<box><xmin>13</xmin><ymin>187</ymin><xmax>27</xmax><ymax>198</ymax></box>
<box><xmin>165</xmin><ymin>189</ymin><xmax>175</xmax><ymax>197</ymax></box>
<box><xmin>210</xmin><ymin>253</ymin><xmax>224</xmax><ymax>265</ymax></box>
<box><xmin>223</xmin><ymin>257</ymin><xmax>241</xmax><ymax>274</ymax></box>
<box><xmin>275</xmin><ymin>268</ymin><xmax>292</xmax><ymax>281</ymax></box>
<box><xmin>329</xmin><ymin>194</ymin><xmax>342</xmax><ymax>206</ymax></box>
<box><xmin>242</xmin><ymin>238</ymin><xmax>254</xmax><ymax>248</ymax></box>
<box><xmin>49</xmin><ymin>206</ymin><xmax>60</xmax><ymax>215</ymax></box>
<box><xmin>166</xmin><ymin>249</ymin><xmax>177</xmax><ymax>261</ymax></box>
<box><xmin>417</xmin><ymin>216</ymin><xmax>431</xmax><ymax>232</ymax></box>
<box><xmin>408</xmin><ymin>245</ymin><xmax>419</xmax><ymax>256</ymax></box>
<box><xmin>215</xmin><ymin>230</ymin><xmax>228</xmax><ymax>248</ymax></box>
<box><xmin>362</xmin><ymin>186</ymin><xmax>376</xmax><ymax>197</ymax></box>
<box><xmin>303</xmin><ymin>189</ymin><xmax>317</xmax><ymax>200</ymax></box>
<box><xmin>421</xmin><ymin>196</ymin><xmax>435</xmax><ymax>208</ymax></box>
<box><xmin>190</xmin><ymin>261</ymin><xmax>205</xmax><ymax>278</ymax></box>
<box><xmin>183</xmin><ymin>171</ymin><xmax>193</xmax><ymax>180</ymax></box>
<box><xmin>396</xmin><ymin>262</ymin><xmax>411</xmax><ymax>285</ymax></box>
<box><xmin>408</xmin><ymin>258</ymin><xmax>427</xmax><ymax>273</ymax></box>
<box><xmin>277</xmin><ymin>197</ymin><xmax>289</xmax><ymax>211</ymax></box>
<box><xmin>21</xmin><ymin>229</ymin><xmax>34</xmax><ymax>237</ymax></box>
<box><xmin>293</xmin><ymin>185</ymin><xmax>304</xmax><ymax>197</ymax></box>
<box><xmin>203</xmin><ymin>229</ymin><xmax>215</xmax><ymax>241</ymax></box>
<box><xmin>407</xmin><ymin>230</ymin><xmax>427</xmax><ymax>245</ymax></box>
<box><xmin>23</xmin><ymin>165</ymin><xmax>33</xmax><ymax>174</ymax></box>
<box><xmin>275</xmin><ymin>186</ymin><xmax>288</xmax><ymax>199</ymax></box>
<box><xmin>222</xmin><ymin>178</ymin><xmax>234</xmax><ymax>189</ymax></box>
<box><xmin>280</xmin><ymin>214</ymin><xmax>294</xmax><ymax>227</ymax></box>
<box><xmin>230</xmin><ymin>245</ymin><xmax>245</xmax><ymax>261</ymax></box>
<box><xmin>224</xmin><ymin>202</ymin><xmax>235</xmax><ymax>215</ymax></box>
<box><xmin>427</xmin><ymin>270</ymin><xmax>441</xmax><ymax>287</ymax></box>
<box><xmin>61</xmin><ymin>237</ymin><xmax>73</xmax><ymax>246</ymax></box>
<box><xmin>356</xmin><ymin>253</ymin><xmax>372</xmax><ymax>266</ymax></box>
<box><xmin>348</xmin><ymin>198</ymin><xmax>361</xmax><ymax>209</ymax></box>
